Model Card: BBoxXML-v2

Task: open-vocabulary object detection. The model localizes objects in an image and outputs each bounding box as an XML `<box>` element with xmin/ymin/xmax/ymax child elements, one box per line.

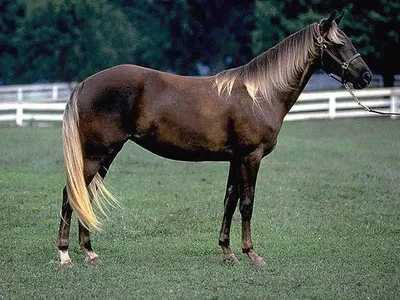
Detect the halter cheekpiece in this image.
<box><xmin>316</xmin><ymin>24</ymin><xmax>361</xmax><ymax>84</ymax></box>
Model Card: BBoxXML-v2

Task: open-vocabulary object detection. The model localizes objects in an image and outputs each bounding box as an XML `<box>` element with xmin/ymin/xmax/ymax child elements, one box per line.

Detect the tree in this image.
<box><xmin>253</xmin><ymin>0</ymin><xmax>400</xmax><ymax>86</ymax></box>
<box><xmin>0</xmin><ymin>0</ymin><xmax>25</xmax><ymax>83</ymax></box>
<box><xmin>345</xmin><ymin>0</ymin><xmax>400</xmax><ymax>86</ymax></box>
<box><xmin>252</xmin><ymin>0</ymin><xmax>344</xmax><ymax>54</ymax></box>
<box><xmin>123</xmin><ymin>0</ymin><xmax>255</xmax><ymax>75</ymax></box>
<box><xmin>14</xmin><ymin>0</ymin><xmax>138</xmax><ymax>83</ymax></box>
<box><xmin>3</xmin><ymin>0</ymin><xmax>399</xmax><ymax>84</ymax></box>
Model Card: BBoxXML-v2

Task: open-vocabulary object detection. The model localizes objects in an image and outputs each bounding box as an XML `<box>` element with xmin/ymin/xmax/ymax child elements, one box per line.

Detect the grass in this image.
<box><xmin>0</xmin><ymin>118</ymin><xmax>399</xmax><ymax>299</ymax></box>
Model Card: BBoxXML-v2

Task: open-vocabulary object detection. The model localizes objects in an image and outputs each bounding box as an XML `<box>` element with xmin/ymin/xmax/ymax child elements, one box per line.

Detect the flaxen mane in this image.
<box><xmin>215</xmin><ymin>22</ymin><xmax>346</xmax><ymax>103</ymax></box>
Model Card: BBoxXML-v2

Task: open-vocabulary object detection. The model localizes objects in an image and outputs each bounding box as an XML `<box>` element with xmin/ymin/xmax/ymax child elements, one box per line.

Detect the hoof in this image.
<box><xmin>251</xmin><ymin>257</ymin><xmax>266</xmax><ymax>268</ymax></box>
<box><xmin>59</xmin><ymin>250</ymin><xmax>72</xmax><ymax>266</ymax></box>
<box><xmin>60</xmin><ymin>260</ymin><xmax>72</xmax><ymax>267</ymax></box>
<box><xmin>247</xmin><ymin>250</ymin><xmax>266</xmax><ymax>268</ymax></box>
<box><xmin>223</xmin><ymin>254</ymin><xmax>240</xmax><ymax>265</ymax></box>
<box><xmin>85</xmin><ymin>251</ymin><xmax>100</xmax><ymax>264</ymax></box>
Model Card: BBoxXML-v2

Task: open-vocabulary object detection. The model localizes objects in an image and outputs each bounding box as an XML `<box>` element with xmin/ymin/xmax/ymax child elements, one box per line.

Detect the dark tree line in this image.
<box><xmin>0</xmin><ymin>0</ymin><xmax>399</xmax><ymax>85</ymax></box>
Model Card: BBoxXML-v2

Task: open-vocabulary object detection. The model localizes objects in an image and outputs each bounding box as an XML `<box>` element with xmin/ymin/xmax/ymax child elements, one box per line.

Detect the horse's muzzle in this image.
<box><xmin>354</xmin><ymin>71</ymin><xmax>372</xmax><ymax>89</ymax></box>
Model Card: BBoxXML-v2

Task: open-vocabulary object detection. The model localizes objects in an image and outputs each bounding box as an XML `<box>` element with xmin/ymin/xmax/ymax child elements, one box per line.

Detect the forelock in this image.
<box><xmin>326</xmin><ymin>22</ymin><xmax>347</xmax><ymax>45</ymax></box>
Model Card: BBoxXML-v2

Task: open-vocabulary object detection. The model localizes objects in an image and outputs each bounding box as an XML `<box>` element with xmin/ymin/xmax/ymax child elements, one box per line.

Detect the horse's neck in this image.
<box><xmin>281</xmin><ymin>61</ymin><xmax>319</xmax><ymax>113</ymax></box>
<box><xmin>265</xmin><ymin>25</ymin><xmax>320</xmax><ymax>113</ymax></box>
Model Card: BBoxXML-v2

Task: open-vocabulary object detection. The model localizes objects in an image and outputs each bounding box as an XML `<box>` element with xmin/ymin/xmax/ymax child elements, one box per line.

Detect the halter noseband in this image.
<box><xmin>317</xmin><ymin>24</ymin><xmax>361</xmax><ymax>84</ymax></box>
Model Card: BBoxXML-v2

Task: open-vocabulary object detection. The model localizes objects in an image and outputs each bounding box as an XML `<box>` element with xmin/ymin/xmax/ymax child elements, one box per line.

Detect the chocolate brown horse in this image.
<box><xmin>57</xmin><ymin>12</ymin><xmax>371</xmax><ymax>267</ymax></box>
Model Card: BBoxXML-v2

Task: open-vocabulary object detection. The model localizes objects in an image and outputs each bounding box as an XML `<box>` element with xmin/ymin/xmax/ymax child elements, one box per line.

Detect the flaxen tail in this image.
<box><xmin>62</xmin><ymin>85</ymin><xmax>116</xmax><ymax>231</ymax></box>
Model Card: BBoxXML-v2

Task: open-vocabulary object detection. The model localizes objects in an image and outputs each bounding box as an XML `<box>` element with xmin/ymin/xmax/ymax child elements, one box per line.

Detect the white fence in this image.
<box><xmin>286</xmin><ymin>87</ymin><xmax>400</xmax><ymax>120</ymax></box>
<box><xmin>0</xmin><ymin>83</ymin><xmax>73</xmax><ymax>125</ymax></box>
<box><xmin>0</xmin><ymin>83</ymin><xmax>74</xmax><ymax>104</ymax></box>
<box><xmin>0</xmin><ymin>102</ymin><xmax>67</xmax><ymax>125</ymax></box>
<box><xmin>0</xmin><ymin>84</ymin><xmax>399</xmax><ymax>126</ymax></box>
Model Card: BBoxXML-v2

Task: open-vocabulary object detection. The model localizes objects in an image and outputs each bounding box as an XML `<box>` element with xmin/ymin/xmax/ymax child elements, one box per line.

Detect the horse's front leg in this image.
<box><xmin>219</xmin><ymin>161</ymin><xmax>240</xmax><ymax>263</ymax></box>
<box><xmin>239</xmin><ymin>152</ymin><xmax>266</xmax><ymax>268</ymax></box>
<box><xmin>56</xmin><ymin>187</ymin><xmax>73</xmax><ymax>265</ymax></box>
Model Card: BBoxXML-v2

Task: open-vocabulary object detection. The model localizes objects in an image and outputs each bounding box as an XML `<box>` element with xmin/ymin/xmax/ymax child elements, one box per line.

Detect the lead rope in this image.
<box><xmin>343</xmin><ymin>83</ymin><xmax>400</xmax><ymax>116</ymax></box>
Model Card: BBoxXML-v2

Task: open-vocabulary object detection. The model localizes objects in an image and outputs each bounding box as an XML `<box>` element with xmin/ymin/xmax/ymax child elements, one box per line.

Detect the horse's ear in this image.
<box><xmin>335</xmin><ymin>11</ymin><xmax>345</xmax><ymax>26</ymax></box>
<box><xmin>320</xmin><ymin>10</ymin><xmax>337</xmax><ymax>35</ymax></box>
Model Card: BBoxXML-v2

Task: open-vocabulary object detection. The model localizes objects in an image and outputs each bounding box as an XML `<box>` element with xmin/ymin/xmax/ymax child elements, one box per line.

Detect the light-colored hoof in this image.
<box><xmin>60</xmin><ymin>260</ymin><xmax>72</xmax><ymax>266</ymax></box>
<box><xmin>223</xmin><ymin>254</ymin><xmax>240</xmax><ymax>265</ymax></box>
<box><xmin>251</xmin><ymin>257</ymin><xmax>266</xmax><ymax>268</ymax></box>
<box><xmin>59</xmin><ymin>250</ymin><xmax>72</xmax><ymax>266</ymax></box>
<box><xmin>84</xmin><ymin>251</ymin><xmax>100</xmax><ymax>264</ymax></box>
<box><xmin>247</xmin><ymin>250</ymin><xmax>266</xmax><ymax>268</ymax></box>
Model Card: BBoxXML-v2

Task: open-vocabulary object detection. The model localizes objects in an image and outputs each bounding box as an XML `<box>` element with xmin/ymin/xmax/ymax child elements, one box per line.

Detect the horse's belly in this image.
<box><xmin>131</xmin><ymin>128</ymin><xmax>233</xmax><ymax>161</ymax></box>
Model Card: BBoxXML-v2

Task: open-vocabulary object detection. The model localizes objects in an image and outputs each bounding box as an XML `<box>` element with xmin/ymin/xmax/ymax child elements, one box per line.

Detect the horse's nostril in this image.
<box><xmin>363</xmin><ymin>72</ymin><xmax>372</xmax><ymax>83</ymax></box>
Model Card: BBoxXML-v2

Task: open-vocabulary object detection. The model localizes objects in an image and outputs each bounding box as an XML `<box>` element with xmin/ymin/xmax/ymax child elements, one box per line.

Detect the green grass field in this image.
<box><xmin>0</xmin><ymin>118</ymin><xmax>399</xmax><ymax>299</ymax></box>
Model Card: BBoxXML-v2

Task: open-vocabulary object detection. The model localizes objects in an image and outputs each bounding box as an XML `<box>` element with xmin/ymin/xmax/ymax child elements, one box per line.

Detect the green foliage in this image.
<box><xmin>252</xmin><ymin>0</ymin><xmax>340</xmax><ymax>55</ymax></box>
<box><xmin>345</xmin><ymin>1</ymin><xmax>400</xmax><ymax>85</ymax></box>
<box><xmin>125</xmin><ymin>0</ymin><xmax>254</xmax><ymax>75</ymax></box>
<box><xmin>252</xmin><ymin>0</ymin><xmax>400</xmax><ymax>86</ymax></box>
<box><xmin>1</xmin><ymin>118</ymin><xmax>400</xmax><ymax>299</ymax></box>
<box><xmin>1</xmin><ymin>0</ymin><xmax>256</xmax><ymax>81</ymax></box>
<box><xmin>14</xmin><ymin>0</ymin><xmax>137</xmax><ymax>82</ymax></box>
<box><xmin>0</xmin><ymin>0</ymin><xmax>399</xmax><ymax>83</ymax></box>
<box><xmin>0</xmin><ymin>0</ymin><xmax>25</xmax><ymax>83</ymax></box>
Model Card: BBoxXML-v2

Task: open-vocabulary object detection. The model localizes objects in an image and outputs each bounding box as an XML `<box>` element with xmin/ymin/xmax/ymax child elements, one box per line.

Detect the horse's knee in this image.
<box><xmin>239</xmin><ymin>198</ymin><xmax>253</xmax><ymax>220</ymax></box>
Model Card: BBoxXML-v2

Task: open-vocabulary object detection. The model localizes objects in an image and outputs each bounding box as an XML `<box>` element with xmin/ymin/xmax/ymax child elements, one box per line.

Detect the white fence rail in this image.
<box><xmin>286</xmin><ymin>87</ymin><xmax>400</xmax><ymax>120</ymax></box>
<box><xmin>0</xmin><ymin>83</ymin><xmax>72</xmax><ymax>125</ymax></box>
<box><xmin>0</xmin><ymin>84</ymin><xmax>399</xmax><ymax>126</ymax></box>
<box><xmin>0</xmin><ymin>83</ymin><xmax>74</xmax><ymax>104</ymax></box>
<box><xmin>0</xmin><ymin>102</ymin><xmax>66</xmax><ymax>125</ymax></box>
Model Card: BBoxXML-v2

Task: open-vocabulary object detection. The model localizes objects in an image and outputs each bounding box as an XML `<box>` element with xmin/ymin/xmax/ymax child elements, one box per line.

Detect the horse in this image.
<box><xmin>57</xmin><ymin>11</ymin><xmax>372</xmax><ymax>267</ymax></box>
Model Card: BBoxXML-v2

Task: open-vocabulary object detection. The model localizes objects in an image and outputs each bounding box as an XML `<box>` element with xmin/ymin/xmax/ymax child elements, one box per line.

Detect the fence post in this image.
<box><xmin>329</xmin><ymin>95</ymin><xmax>336</xmax><ymax>119</ymax></box>
<box><xmin>390</xmin><ymin>89</ymin><xmax>399</xmax><ymax>120</ymax></box>
<box><xmin>52</xmin><ymin>85</ymin><xmax>59</xmax><ymax>101</ymax></box>
<box><xmin>16</xmin><ymin>88</ymin><xmax>23</xmax><ymax>126</ymax></box>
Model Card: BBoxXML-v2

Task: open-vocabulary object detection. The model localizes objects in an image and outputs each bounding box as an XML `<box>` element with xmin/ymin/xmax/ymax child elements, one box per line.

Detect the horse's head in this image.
<box><xmin>318</xmin><ymin>11</ymin><xmax>372</xmax><ymax>89</ymax></box>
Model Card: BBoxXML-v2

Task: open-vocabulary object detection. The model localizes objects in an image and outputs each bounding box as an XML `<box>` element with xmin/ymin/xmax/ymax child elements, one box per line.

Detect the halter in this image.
<box><xmin>316</xmin><ymin>24</ymin><xmax>400</xmax><ymax>116</ymax></box>
<box><xmin>316</xmin><ymin>24</ymin><xmax>361</xmax><ymax>84</ymax></box>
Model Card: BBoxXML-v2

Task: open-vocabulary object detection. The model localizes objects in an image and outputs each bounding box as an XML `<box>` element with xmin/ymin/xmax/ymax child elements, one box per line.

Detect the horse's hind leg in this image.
<box><xmin>78</xmin><ymin>221</ymin><xmax>99</xmax><ymax>263</ymax></box>
<box><xmin>57</xmin><ymin>187</ymin><xmax>73</xmax><ymax>265</ymax></box>
<box><xmin>57</xmin><ymin>157</ymin><xmax>103</xmax><ymax>265</ymax></box>
<box><xmin>75</xmin><ymin>157</ymin><xmax>104</xmax><ymax>263</ymax></box>
<box><xmin>78</xmin><ymin>144</ymin><xmax>124</xmax><ymax>263</ymax></box>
